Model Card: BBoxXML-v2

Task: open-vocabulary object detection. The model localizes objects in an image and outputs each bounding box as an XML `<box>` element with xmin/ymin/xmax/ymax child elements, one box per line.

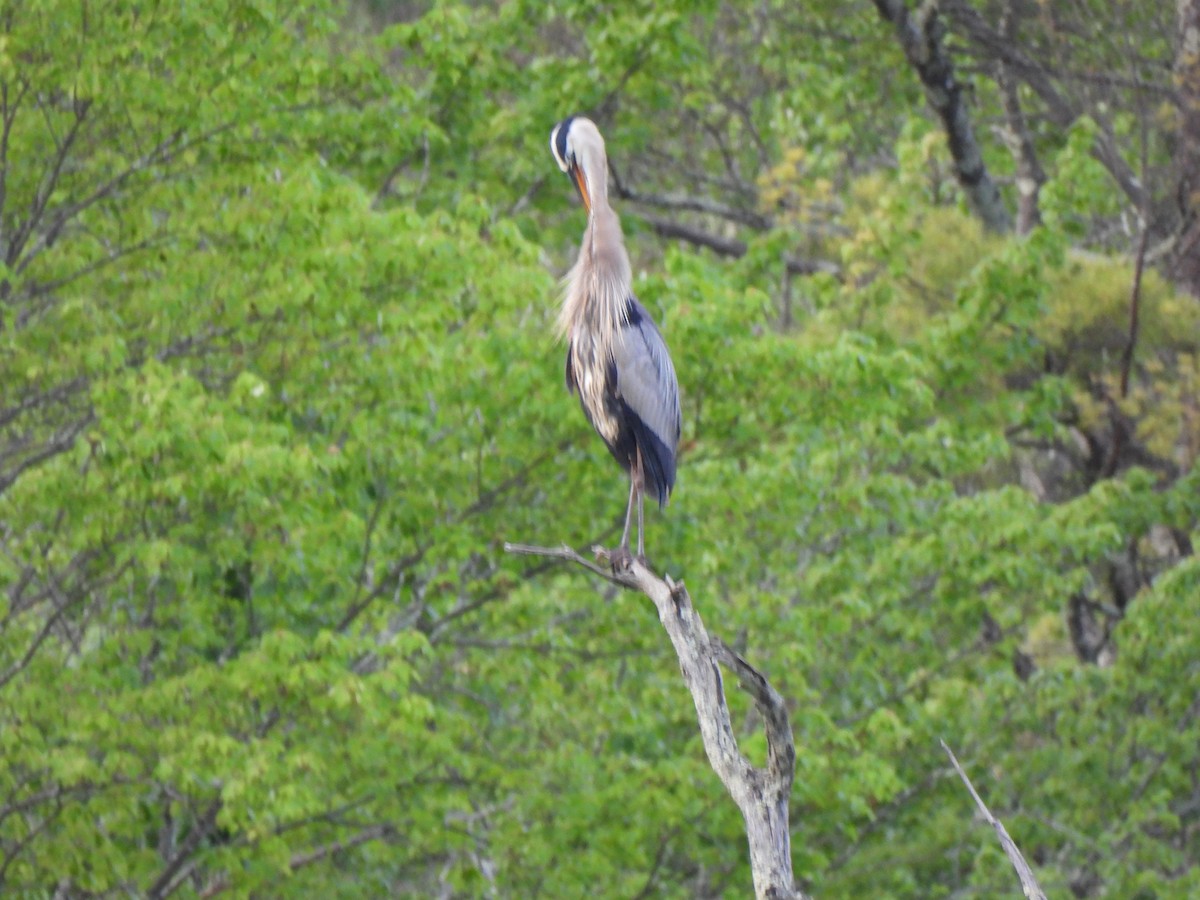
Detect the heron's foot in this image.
<box><xmin>604</xmin><ymin>545</ymin><xmax>636</xmax><ymax>572</ymax></box>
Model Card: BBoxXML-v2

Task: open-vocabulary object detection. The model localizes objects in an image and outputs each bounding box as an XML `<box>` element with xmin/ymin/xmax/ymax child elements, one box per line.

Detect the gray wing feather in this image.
<box><xmin>612</xmin><ymin>299</ymin><xmax>681</xmax><ymax>452</ymax></box>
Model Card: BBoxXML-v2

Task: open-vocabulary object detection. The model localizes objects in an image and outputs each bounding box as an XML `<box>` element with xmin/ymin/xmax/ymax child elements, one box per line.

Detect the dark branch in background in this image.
<box><xmin>943</xmin><ymin>0</ymin><xmax>1151</xmax><ymax>217</ymax></box>
<box><xmin>0</xmin><ymin>79</ymin><xmax>32</xmax><ymax>249</ymax></box>
<box><xmin>632</xmin><ymin>209</ymin><xmax>842</xmax><ymax>281</ymax></box>
<box><xmin>0</xmin><ymin>409</ymin><xmax>95</xmax><ymax>497</ymax></box>
<box><xmin>636</xmin><ymin>210</ymin><xmax>749</xmax><ymax>258</ymax></box>
<box><xmin>609</xmin><ymin>165</ymin><xmax>773</xmax><ymax>230</ymax></box>
<box><xmin>940</xmin><ymin>741</ymin><xmax>1048</xmax><ymax>900</ymax></box>
<box><xmin>1120</xmin><ymin>203</ymin><xmax>1151</xmax><ymax>399</ymax></box>
<box><xmin>11</xmin><ymin>129</ymin><xmax>183</xmax><ymax>275</ymax></box>
<box><xmin>505</xmin><ymin>542</ymin><xmax>804</xmax><ymax>900</ymax></box>
<box><xmin>782</xmin><ymin>256</ymin><xmax>841</xmax><ymax>278</ymax></box>
<box><xmin>602</xmin><ymin>150</ymin><xmax>843</xmax><ymax>299</ymax></box>
<box><xmin>196</xmin><ymin>823</ymin><xmax>397</xmax><ymax>898</ymax></box>
<box><xmin>995</xmin><ymin>71</ymin><xmax>1043</xmax><ymax>234</ymax></box>
<box><xmin>1101</xmin><ymin>97</ymin><xmax>1154</xmax><ymax>479</ymax></box>
<box><xmin>871</xmin><ymin>0</ymin><xmax>1013</xmax><ymax>233</ymax></box>
<box><xmin>1171</xmin><ymin>0</ymin><xmax>1200</xmax><ymax>296</ymax></box>
<box><xmin>373</xmin><ymin>132</ymin><xmax>431</xmax><ymax>209</ymax></box>
<box><xmin>3</xmin><ymin>92</ymin><xmax>93</xmax><ymax>270</ymax></box>
<box><xmin>995</xmin><ymin>0</ymin><xmax>1044</xmax><ymax>235</ymax></box>
<box><xmin>146</xmin><ymin>797</ymin><xmax>223</xmax><ymax>899</ymax></box>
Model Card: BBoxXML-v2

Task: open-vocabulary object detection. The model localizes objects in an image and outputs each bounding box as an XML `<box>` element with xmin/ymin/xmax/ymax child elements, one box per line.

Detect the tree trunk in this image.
<box><xmin>872</xmin><ymin>0</ymin><xmax>1013</xmax><ymax>234</ymax></box>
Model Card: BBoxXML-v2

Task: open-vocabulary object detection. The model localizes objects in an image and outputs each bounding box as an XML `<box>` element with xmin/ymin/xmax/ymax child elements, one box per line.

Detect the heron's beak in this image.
<box><xmin>570</xmin><ymin>163</ymin><xmax>591</xmax><ymax>213</ymax></box>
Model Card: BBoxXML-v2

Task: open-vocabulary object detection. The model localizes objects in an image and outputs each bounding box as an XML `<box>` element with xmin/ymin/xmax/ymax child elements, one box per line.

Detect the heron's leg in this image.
<box><xmin>607</xmin><ymin>470</ymin><xmax>638</xmax><ymax>572</ymax></box>
<box><xmin>635</xmin><ymin>449</ymin><xmax>646</xmax><ymax>560</ymax></box>
<box><xmin>619</xmin><ymin>469</ymin><xmax>637</xmax><ymax>552</ymax></box>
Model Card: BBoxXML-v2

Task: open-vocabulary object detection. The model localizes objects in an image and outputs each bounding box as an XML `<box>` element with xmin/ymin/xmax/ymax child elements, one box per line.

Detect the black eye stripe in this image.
<box><xmin>554</xmin><ymin>115</ymin><xmax>576</xmax><ymax>166</ymax></box>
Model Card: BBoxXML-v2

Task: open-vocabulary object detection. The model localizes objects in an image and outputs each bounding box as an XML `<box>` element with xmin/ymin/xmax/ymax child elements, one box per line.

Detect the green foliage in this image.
<box><xmin>0</xmin><ymin>0</ymin><xmax>1196</xmax><ymax>897</ymax></box>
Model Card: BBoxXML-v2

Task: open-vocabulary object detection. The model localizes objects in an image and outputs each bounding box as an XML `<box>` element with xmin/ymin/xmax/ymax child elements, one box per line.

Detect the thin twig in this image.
<box><xmin>610</xmin><ymin>177</ymin><xmax>773</xmax><ymax>230</ymax></box>
<box><xmin>147</xmin><ymin>797</ymin><xmax>223</xmax><ymax>899</ymax></box>
<box><xmin>1119</xmin><ymin>211</ymin><xmax>1151</xmax><ymax>399</ymax></box>
<box><xmin>502</xmin><ymin>542</ymin><xmax>625</xmax><ymax>584</ymax></box>
<box><xmin>635</xmin><ymin>211</ymin><xmax>748</xmax><ymax>257</ymax></box>
<box><xmin>945</xmin><ymin>0</ymin><xmax>1152</xmax><ymax>215</ymax></box>
<box><xmin>939</xmin><ymin>740</ymin><xmax>1048</xmax><ymax>900</ymax></box>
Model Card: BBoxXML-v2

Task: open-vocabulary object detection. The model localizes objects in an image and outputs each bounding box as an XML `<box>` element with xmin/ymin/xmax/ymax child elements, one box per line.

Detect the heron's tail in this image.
<box><xmin>632</xmin><ymin>419</ymin><xmax>677</xmax><ymax>508</ymax></box>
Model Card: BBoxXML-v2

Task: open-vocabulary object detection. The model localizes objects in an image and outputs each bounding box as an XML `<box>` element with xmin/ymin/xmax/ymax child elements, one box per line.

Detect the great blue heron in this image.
<box><xmin>549</xmin><ymin>115</ymin><xmax>682</xmax><ymax>567</ymax></box>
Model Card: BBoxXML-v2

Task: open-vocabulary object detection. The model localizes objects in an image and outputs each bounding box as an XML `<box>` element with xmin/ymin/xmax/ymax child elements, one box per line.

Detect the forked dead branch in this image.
<box><xmin>504</xmin><ymin>541</ymin><xmax>805</xmax><ymax>900</ymax></box>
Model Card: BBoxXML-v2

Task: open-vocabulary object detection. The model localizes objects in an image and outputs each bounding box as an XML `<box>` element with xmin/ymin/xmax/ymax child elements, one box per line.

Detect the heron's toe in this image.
<box><xmin>606</xmin><ymin>546</ymin><xmax>635</xmax><ymax>572</ymax></box>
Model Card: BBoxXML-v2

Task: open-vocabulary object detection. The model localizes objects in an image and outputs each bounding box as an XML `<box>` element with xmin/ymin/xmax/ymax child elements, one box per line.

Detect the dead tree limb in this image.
<box><xmin>504</xmin><ymin>542</ymin><xmax>803</xmax><ymax>900</ymax></box>
<box><xmin>940</xmin><ymin>740</ymin><xmax>1048</xmax><ymax>900</ymax></box>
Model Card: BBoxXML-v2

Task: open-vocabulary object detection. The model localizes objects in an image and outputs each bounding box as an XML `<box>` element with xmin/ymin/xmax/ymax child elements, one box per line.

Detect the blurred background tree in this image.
<box><xmin>0</xmin><ymin>0</ymin><xmax>1197</xmax><ymax>896</ymax></box>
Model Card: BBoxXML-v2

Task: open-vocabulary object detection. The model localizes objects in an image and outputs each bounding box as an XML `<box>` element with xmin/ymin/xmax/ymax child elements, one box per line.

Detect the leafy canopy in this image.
<box><xmin>0</xmin><ymin>1</ymin><xmax>1196</xmax><ymax>897</ymax></box>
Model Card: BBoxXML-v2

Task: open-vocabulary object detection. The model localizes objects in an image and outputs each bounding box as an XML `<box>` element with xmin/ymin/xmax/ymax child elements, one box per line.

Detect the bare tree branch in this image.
<box><xmin>0</xmin><ymin>78</ymin><xmax>31</xmax><ymax>246</ymax></box>
<box><xmin>636</xmin><ymin>211</ymin><xmax>749</xmax><ymax>257</ymax></box>
<box><xmin>504</xmin><ymin>541</ymin><xmax>803</xmax><ymax>900</ymax></box>
<box><xmin>196</xmin><ymin>823</ymin><xmax>398</xmax><ymax>897</ymax></box>
<box><xmin>609</xmin><ymin>163</ymin><xmax>773</xmax><ymax>230</ymax></box>
<box><xmin>711</xmin><ymin>636</ymin><xmax>795</xmax><ymax>798</ymax></box>
<box><xmin>940</xmin><ymin>740</ymin><xmax>1048</xmax><ymax>900</ymax></box>
<box><xmin>1119</xmin><ymin>215</ymin><xmax>1150</xmax><ymax>398</ymax></box>
<box><xmin>943</xmin><ymin>0</ymin><xmax>1151</xmax><ymax>215</ymax></box>
<box><xmin>629</xmin><ymin>211</ymin><xmax>841</xmax><ymax>285</ymax></box>
<box><xmin>146</xmin><ymin>797</ymin><xmax>223</xmax><ymax>900</ymax></box>
<box><xmin>503</xmin><ymin>542</ymin><xmax>619</xmax><ymax>583</ymax></box>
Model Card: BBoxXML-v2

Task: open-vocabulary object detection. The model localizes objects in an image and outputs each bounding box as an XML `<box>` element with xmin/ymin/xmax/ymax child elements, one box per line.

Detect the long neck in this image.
<box><xmin>584</xmin><ymin>205</ymin><xmax>630</xmax><ymax>300</ymax></box>
<box><xmin>557</xmin><ymin>203</ymin><xmax>632</xmax><ymax>343</ymax></box>
<box><xmin>579</xmin><ymin>143</ymin><xmax>609</xmax><ymax>210</ymax></box>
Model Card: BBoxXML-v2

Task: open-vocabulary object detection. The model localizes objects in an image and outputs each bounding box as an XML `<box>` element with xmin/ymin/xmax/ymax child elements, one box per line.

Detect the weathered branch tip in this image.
<box><xmin>940</xmin><ymin>739</ymin><xmax>1048</xmax><ymax>900</ymax></box>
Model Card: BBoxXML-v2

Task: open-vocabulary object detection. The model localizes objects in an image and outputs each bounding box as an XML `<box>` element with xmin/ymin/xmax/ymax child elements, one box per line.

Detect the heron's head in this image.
<box><xmin>550</xmin><ymin>115</ymin><xmax>606</xmax><ymax>214</ymax></box>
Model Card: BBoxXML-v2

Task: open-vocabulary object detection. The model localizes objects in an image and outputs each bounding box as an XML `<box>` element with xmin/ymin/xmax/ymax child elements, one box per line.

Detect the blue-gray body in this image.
<box><xmin>565</xmin><ymin>295</ymin><xmax>680</xmax><ymax>507</ymax></box>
